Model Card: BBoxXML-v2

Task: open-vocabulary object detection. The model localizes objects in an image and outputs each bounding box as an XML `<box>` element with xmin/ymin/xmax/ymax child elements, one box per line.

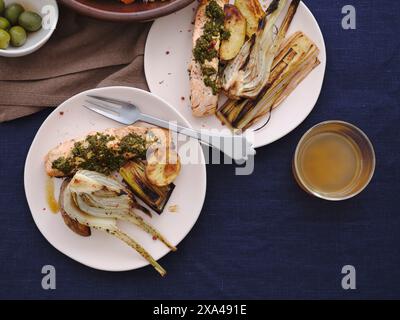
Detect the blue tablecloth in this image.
<box><xmin>0</xmin><ymin>0</ymin><xmax>399</xmax><ymax>299</ymax></box>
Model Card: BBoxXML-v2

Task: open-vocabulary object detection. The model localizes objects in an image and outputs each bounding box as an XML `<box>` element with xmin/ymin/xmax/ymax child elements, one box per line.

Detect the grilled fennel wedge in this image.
<box><xmin>120</xmin><ymin>161</ymin><xmax>175</xmax><ymax>214</ymax></box>
<box><xmin>217</xmin><ymin>32</ymin><xmax>320</xmax><ymax>130</ymax></box>
<box><xmin>59</xmin><ymin>180</ymin><xmax>91</xmax><ymax>237</ymax></box>
<box><xmin>61</xmin><ymin>170</ymin><xmax>177</xmax><ymax>276</ymax></box>
<box><xmin>222</xmin><ymin>0</ymin><xmax>301</xmax><ymax>99</ymax></box>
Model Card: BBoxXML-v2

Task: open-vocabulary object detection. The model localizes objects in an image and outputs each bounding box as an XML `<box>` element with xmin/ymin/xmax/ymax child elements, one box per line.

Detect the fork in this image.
<box><xmin>83</xmin><ymin>95</ymin><xmax>255</xmax><ymax>161</ymax></box>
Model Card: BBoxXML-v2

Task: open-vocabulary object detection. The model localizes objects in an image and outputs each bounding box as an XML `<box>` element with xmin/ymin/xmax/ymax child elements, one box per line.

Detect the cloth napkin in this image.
<box><xmin>0</xmin><ymin>6</ymin><xmax>151</xmax><ymax>122</ymax></box>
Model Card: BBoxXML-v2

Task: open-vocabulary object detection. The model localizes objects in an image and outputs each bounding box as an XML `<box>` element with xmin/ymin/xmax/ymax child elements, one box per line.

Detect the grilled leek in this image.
<box><xmin>120</xmin><ymin>161</ymin><xmax>175</xmax><ymax>215</ymax></box>
<box><xmin>217</xmin><ymin>31</ymin><xmax>321</xmax><ymax>130</ymax></box>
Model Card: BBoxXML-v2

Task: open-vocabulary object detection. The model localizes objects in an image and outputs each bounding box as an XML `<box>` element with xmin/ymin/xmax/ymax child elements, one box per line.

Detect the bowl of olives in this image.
<box><xmin>0</xmin><ymin>0</ymin><xmax>58</xmax><ymax>57</ymax></box>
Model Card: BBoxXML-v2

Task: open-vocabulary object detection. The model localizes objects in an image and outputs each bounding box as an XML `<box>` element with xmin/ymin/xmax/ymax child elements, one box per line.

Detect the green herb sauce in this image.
<box><xmin>202</xmin><ymin>66</ymin><xmax>217</xmax><ymax>77</ymax></box>
<box><xmin>193</xmin><ymin>0</ymin><xmax>230</xmax><ymax>94</ymax></box>
<box><xmin>206</xmin><ymin>0</ymin><xmax>225</xmax><ymax>25</ymax></box>
<box><xmin>204</xmin><ymin>77</ymin><xmax>220</xmax><ymax>95</ymax></box>
<box><xmin>52</xmin><ymin>132</ymin><xmax>148</xmax><ymax>175</ymax></box>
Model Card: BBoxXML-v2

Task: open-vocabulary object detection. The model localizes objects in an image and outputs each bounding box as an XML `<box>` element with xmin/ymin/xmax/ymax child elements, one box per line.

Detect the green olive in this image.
<box><xmin>0</xmin><ymin>0</ymin><xmax>5</xmax><ymax>15</ymax></box>
<box><xmin>0</xmin><ymin>17</ymin><xmax>10</xmax><ymax>30</ymax></box>
<box><xmin>18</xmin><ymin>11</ymin><xmax>42</xmax><ymax>32</ymax></box>
<box><xmin>9</xmin><ymin>25</ymin><xmax>26</xmax><ymax>47</ymax></box>
<box><xmin>4</xmin><ymin>3</ymin><xmax>25</xmax><ymax>25</ymax></box>
<box><xmin>0</xmin><ymin>29</ymin><xmax>10</xmax><ymax>49</ymax></box>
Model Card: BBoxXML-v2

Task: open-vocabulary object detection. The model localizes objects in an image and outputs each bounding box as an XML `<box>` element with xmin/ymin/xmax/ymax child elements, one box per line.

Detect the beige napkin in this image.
<box><xmin>0</xmin><ymin>6</ymin><xmax>151</xmax><ymax>122</ymax></box>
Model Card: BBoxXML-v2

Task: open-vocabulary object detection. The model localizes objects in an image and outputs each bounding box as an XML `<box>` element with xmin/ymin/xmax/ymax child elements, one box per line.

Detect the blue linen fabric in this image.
<box><xmin>0</xmin><ymin>0</ymin><xmax>399</xmax><ymax>299</ymax></box>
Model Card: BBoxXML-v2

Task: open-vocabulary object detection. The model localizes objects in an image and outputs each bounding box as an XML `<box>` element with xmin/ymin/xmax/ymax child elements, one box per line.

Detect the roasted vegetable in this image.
<box><xmin>220</xmin><ymin>4</ymin><xmax>247</xmax><ymax>61</ymax></box>
<box><xmin>69</xmin><ymin>170</ymin><xmax>176</xmax><ymax>249</ymax></box>
<box><xmin>144</xmin><ymin>128</ymin><xmax>181</xmax><ymax>187</ymax></box>
<box><xmin>222</xmin><ymin>0</ymin><xmax>287</xmax><ymax>98</ymax></box>
<box><xmin>146</xmin><ymin>127</ymin><xmax>175</xmax><ymax>152</ymax></box>
<box><xmin>234</xmin><ymin>0</ymin><xmax>265</xmax><ymax>37</ymax></box>
<box><xmin>145</xmin><ymin>149</ymin><xmax>181</xmax><ymax>187</ymax></box>
<box><xmin>217</xmin><ymin>31</ymin><xmax>321</xmax><ymax>130</ymax></box>
<box><xmin>61</xmin><ymin>170</ymin><xmax>178</xmax><ymax>276</ymax></box>
<box><xmin>120</xmin><ymin>161</ymin><xmax>175</xmax><ymax>214</ymax></box>
<box><xmin>61</xmin><ymin>179</ymin><xmax>167</xmax><ymax>276</ymax></box>
<box><xmin>59</xmin><ymin>180</ymin><xmax>91</xmax><ymax>237</ymax></box>
<box><xmin>222</xmin><ymin>0</ymin><xmax>300</xmax><ymax>100</ymax></box>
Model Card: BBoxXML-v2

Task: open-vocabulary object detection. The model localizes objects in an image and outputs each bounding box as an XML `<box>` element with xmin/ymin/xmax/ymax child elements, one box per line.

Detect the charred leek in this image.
<box><xmin>120</xmin><ymin>161</ymin><xmax>175</xmax><ymax>215</ymax></box>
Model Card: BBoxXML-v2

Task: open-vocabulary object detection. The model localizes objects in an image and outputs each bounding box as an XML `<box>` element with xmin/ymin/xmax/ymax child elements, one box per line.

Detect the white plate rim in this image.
<box><xmin>144</xmin><ymin>0</ymin><xmax>327</xmax><ymax>148</ymax></box>
<box><xmin>24</xmin><ymin>86</ymin><xmax>207</xmax><ymax>272</ymax></box>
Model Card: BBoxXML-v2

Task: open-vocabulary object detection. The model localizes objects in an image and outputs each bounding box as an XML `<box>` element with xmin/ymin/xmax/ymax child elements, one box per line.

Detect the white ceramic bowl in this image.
<box><xmin>0</xmin><ymin>0</ymin><xmax>58</xmax><ymax>57</ymax></box>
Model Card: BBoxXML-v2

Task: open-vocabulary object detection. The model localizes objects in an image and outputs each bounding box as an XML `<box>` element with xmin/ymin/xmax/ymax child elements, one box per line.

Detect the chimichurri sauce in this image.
<box><xmin>193</xmin><ymin>0</ymin><xmax>230</xmax><ymax>95</ymax></box>
<box><xmin>52</xmin><ymin>132</ymin><xmax>147</xmax><ymax>176</ymax></box>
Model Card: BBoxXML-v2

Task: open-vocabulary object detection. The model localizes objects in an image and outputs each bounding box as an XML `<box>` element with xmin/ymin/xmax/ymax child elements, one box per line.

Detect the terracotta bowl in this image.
<box><xmin>58</xmin><ymin>0</ymin><xmax>195</xmax><ymax>22</ymax></box>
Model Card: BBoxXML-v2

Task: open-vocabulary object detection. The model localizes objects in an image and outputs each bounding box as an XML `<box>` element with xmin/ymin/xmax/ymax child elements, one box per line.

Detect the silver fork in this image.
<box><xmin>83</xmin><ymin>95</ymin><xmax>255</xmax><ymax>161</ymax></box>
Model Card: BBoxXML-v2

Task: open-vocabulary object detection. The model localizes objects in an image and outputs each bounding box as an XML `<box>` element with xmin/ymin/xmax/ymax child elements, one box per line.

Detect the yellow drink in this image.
<box><xmin>293</xmin><ymin>121</ymin><xmax>375</xmax><ymax>200</ymax></box>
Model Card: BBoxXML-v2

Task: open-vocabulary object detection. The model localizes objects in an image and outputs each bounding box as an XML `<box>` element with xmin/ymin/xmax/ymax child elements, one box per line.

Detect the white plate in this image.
<box><xmin>24</xmin><ymin>87</ymin><xmax>207</xmax><ymax>272</ymax></box>
<box><xmin>145</xmin><ymin>0</ymin><xmax>326</xmax><ymax>148</ymax></box>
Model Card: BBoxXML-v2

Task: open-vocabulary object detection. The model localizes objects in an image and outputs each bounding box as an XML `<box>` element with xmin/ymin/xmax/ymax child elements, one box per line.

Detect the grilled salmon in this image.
<box><xmin>189</xmin><ymin>0</ymin><xmax>227</xmax><ymax>117</ymax></box>
<box><xmin>45</xmin><ymin>126</ymin><xmax>171</xmax><ymax>177</ymax></box>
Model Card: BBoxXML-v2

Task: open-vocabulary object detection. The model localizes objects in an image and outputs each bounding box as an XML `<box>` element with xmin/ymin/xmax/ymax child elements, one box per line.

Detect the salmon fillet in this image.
<box><xmin>45</xmin><ymin>126</ymin><xmax>166</xmax><ymax>177</ymax></box>
<box><xmin>189</xmin><ymin>0</ymin><xmax>227</xmax><ymax>117</ymax></box>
